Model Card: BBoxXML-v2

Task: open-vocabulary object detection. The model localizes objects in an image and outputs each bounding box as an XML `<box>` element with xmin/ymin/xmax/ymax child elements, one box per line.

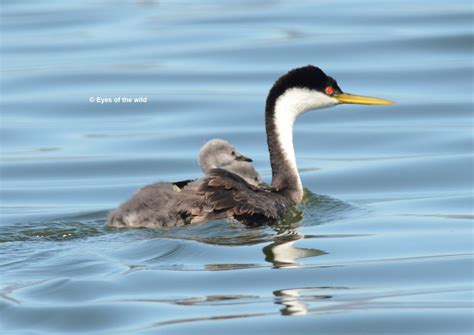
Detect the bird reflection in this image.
<box><xmin>273</xmin><ymin>287</ymin><xmax>335</xmax><ymax>316</ymax></box>
<box><xmin>262</xmin><ymin>228</ymin><xmax>326</xmax><ymax>268</ymax></box>
<box><xmin>262</xmin><ymin>227</ymin><xmax>334</xmax><ymax>316</ymax></box>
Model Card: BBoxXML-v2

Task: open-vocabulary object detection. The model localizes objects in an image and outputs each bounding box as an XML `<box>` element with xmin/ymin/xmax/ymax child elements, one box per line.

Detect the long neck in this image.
<box><xmin>265</xmin><ymin>87</ymin><xmax>338</xmax><ymax>203</ymax></box>
<box><xmin>265</xmin><ymin>90</ymin><xmax>305</xmax><ymax>203</ymax></box>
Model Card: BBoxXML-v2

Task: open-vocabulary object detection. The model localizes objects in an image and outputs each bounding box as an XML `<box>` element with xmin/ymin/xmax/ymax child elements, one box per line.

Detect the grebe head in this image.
<box><xmin>267</xmin><ymin>65</ymin><xmax>394</xmax><ymax>117</ymax></box>
<box><xmin>199</xmin><ymin>139</ymin><xmax>264</xmax><ymax>186</ymax></box>
<box><xmin>199</xmin><ymin>139</ymin><xmax>252</xmax><ymax>173</ymax></box>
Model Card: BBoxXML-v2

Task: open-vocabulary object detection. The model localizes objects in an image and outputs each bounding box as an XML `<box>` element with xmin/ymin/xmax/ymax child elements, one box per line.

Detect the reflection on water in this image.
<box><xmin>263</xmin><ymin>229</ymin><xmax>326</xmax><ymax>268</ymax></box>
<box><xmin>1</xmin><ymin>0</ymin><xmax>473</xmax><ymax>334</ymax></box>
<box><xmin>274</xmin><ymin>287</ymin><xmax>335</xmax><ymax>316</ymax></box>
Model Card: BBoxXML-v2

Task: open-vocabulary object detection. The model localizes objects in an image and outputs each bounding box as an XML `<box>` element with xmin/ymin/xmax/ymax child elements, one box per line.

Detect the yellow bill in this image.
<box><xmin>335</xmin><ymin>93</ymin><xmax>394</xmax><ymax>105</ymax></box>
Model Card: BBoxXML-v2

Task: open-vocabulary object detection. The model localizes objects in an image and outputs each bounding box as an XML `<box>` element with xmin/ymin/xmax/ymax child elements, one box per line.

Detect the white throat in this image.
<box><xmin>273</xmin><ymin>88</ymin><xmax>338</xmax><ymax>195</ymax></box>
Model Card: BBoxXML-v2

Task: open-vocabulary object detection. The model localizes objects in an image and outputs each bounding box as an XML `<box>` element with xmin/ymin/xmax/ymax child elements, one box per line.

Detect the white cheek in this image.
<box><xmin>273</xmin><ymin>88</ymin><xmax>338</xmax><ymax>186</ymax></box>
<box><xmin>277</xmin><ymin>88</ymin><xmax>339</xmax><ymax>113</ymax></box>
<box><xmin>273</xmin><ymin>89</ymin><xmax>338</xmax><ymax>132</ymax></box>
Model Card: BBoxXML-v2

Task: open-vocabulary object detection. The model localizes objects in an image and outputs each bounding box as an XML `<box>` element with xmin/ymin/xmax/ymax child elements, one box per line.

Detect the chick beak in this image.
<box><xmin>235</xmin><ymin>154</ymin><xmax>253</xmax><ymax>162</ymax></box>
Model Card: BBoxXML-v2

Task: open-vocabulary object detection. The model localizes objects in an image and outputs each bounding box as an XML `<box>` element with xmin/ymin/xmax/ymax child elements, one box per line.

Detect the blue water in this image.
<box><xmin>1</xmin><ymin>1</ymin><xmax>473</xmax><ymax>334</ymax></box>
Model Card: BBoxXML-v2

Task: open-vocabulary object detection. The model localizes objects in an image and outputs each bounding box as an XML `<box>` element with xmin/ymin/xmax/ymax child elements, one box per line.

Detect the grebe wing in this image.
<box><xmin>185</xmin><ymin>168</ymin><xmax>290</xmax><ymax>223</ymax></box>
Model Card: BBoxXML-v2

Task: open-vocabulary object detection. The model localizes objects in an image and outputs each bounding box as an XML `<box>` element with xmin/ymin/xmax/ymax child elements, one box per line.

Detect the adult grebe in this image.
<box><xmin>108</xmin><ymin>65</ymin><xmax>393</xmax><ymax>227</ymax></box>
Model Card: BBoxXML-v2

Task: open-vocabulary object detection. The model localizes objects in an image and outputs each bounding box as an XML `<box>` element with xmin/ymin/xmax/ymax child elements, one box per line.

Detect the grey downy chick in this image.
<box><xmin>107</xmin><ymin>140</ymin><xmax>263</xmax><ymax>228</ymax></box>
<box><xmin>198</xmin><ymin>139</ymin><xmax>262</xmax><ymax>186</ymax></box>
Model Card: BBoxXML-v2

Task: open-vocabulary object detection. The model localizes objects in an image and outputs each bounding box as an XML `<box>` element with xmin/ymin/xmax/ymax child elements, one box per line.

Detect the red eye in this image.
<box><xmin>325</xmin><ymin>86</ymin><xmax>334</xmax><ymax>95</ymax></box>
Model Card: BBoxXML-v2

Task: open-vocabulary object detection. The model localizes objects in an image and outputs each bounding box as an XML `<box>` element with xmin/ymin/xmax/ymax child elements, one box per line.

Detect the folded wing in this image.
<box><xmin>179</xmin><ymin>168</ymin><xmax>290</xmax><ymax>224</ymax></box>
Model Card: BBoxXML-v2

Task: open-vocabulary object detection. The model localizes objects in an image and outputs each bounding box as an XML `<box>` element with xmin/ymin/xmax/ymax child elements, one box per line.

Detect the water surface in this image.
<box><xmin>1</xmin><ymin>0</ymin><xmax>473</xmax><ymax>334</ymax></box>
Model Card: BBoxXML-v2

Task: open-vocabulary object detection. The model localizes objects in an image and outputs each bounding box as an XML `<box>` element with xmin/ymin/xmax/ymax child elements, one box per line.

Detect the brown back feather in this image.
<box><xmin>181</xmin><ymin>168</ymin><xmax>291</xmax><ymax>224</ymax></box>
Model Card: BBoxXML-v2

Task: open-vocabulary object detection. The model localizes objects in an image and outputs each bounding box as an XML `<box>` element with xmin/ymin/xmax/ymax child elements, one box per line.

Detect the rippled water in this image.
<box><xmin>1</xmin><ymin>0</ymin><xmax>473</xmax><ymax>334</ymax></box>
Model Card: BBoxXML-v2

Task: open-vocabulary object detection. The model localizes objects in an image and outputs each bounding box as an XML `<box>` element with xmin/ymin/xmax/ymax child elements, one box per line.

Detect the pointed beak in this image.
<box><xmin>235</xmin><ymin>154</ymin><xmax>253</xmax><ymax>162</ymax></box>
<box><xmin>334</xmin><ymin>93</ymin><xmax>394</xmax><ymax>105</ymax></box>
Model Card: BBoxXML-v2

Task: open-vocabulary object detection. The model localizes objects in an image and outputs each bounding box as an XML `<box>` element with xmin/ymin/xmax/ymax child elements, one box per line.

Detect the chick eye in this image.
<box><xmin>325</xmin><ymin>86</ymin><xmax>334</xmax><ymax>95</ymax></box>
<box><xmin>231</xmin><ymin>151</ymin><xmax>235</xmax><ymax>156</ymax></box>
<box><xmin>255</xmin><ymin>177</ymin><xmax>258</xmax><ymax>181</ymax></box>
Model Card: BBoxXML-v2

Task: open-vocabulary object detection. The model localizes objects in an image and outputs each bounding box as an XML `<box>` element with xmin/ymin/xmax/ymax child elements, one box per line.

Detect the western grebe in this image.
<box><xmin>108</xmin><ymin>65</ymin><xmax>393</xmax><ymax>227</ymax></box>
